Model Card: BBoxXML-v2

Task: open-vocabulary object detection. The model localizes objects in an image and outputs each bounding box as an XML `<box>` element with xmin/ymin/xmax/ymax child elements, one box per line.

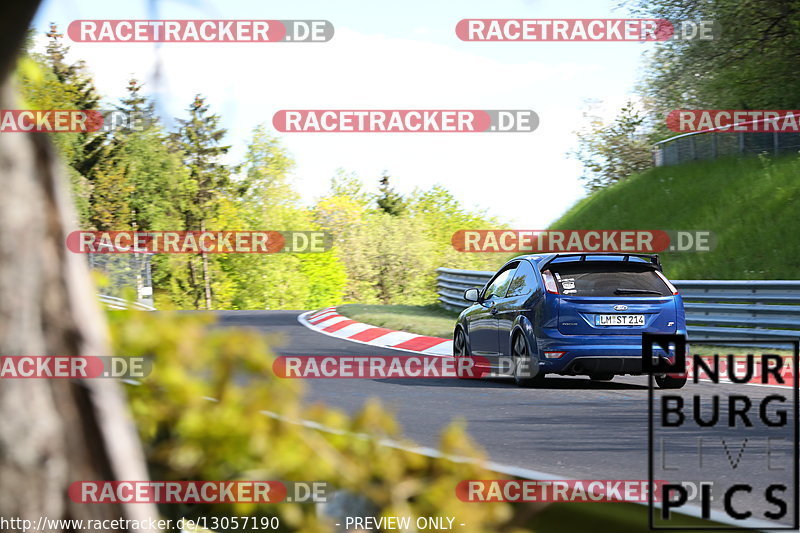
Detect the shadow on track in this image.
<box><xmin>373</xmin><ymin>375</ymin><xmax>650</xmax><ymax>390</ymax></box>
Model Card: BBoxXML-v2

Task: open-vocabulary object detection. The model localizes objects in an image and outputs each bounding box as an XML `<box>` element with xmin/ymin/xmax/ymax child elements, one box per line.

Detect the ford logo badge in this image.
<box><xmin>614</xmin><ymin>304</ymin><xmax>628</xmax><ymax>311</ymax></box>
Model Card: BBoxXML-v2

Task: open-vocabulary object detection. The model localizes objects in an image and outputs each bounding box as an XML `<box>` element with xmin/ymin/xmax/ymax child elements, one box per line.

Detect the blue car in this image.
<box><xmin>453</xmin><ymin>253</ymin><xmax>687</xmax><ymax>389</ymax></box>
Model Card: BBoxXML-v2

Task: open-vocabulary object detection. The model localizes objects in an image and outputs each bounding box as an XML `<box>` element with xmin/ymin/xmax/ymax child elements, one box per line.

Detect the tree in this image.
<box><xmin>329</xmin><ymin>168</ymin><xmax>371</xmax><ymax>206</ymax></box>
<box><xmin>87</xmin><ymin>153</ymin><xmax>134</xmax><ymax>230</ymax></box>
<box><xmin>217</xmin><ymin>125</ymin><xmax>347</xmax><ymax>310</ymax></box>
<box><xmin>118</xmin><ymin>78</ymin><xmax>154</xmax><ymax>118</ymax></box>
<box><xmin>1</xmin><ymin>2</ymin><xmax>157</xmax><ymax>530</ymax></box>
<box><xmin>406</xmin><ymin>185</ymin><xmax>509</xmax><ymax>273</ymax></box>
<box><xmin>43</xmin><ymin>23</ymin><xmax>107</xmax><ymax>179</ymax></box>
<box><xmin>237</xmin><ymin>124</ymin><xmax>296</xmax><ymax>202</ymax></box>
<box><xmin>570</xmin><ymin>100</ymin><xmax>653</xmax><ymax>191</ymax></box>
<box><xmin>314</xmin><ymin>173</ymin><xmax>369</xmax><ymax>237</ymax></box>
<box><xmin>630</xmin><ymin>0</ymin><xmax>800</xmax><ymax>116</ymax></box>
<box><xmin>99</xmin><ymin>80</ymin><xmax>192</xmax><ymax>307</ymax></box>
<box><xmin>170</xmin><ymin>95</ymin><xmax>231</xmax><ymax>309</ymax></box>
<box><xmin>16</xmin><ymin>25</ymin><xmax>103</xmax><ymax>227</ymax></box>
<box><xmin>113</xmin><ymin>79</ymin><xmax>189</xmax><ymax>232</ymax></box>
<box><xmin>44</xmin><ymin>23</ymin><xmax>100</xmax><ymax>112</ymax></box>
<box><xmin>335</xmin><ymin>212</ymin><xmax>436</xmax><ymax>304</ymax></box>
<box><xmin>376</xmin><ymin>173</ymin><xmax>406</xmax><ymax>215</ymax></box>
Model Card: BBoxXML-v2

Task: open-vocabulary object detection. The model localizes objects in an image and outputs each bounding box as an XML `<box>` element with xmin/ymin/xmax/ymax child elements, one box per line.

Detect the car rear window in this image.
<box><xmin>548</xmin><ymin>263</ymin><xmax>671</xmax><ymax>297</ymax></box>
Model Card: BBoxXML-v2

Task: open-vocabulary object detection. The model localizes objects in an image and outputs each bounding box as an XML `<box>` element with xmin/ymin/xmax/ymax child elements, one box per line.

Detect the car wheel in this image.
<box><xmin>590</xmin><ymin>373</ymin><xmax>614</xmax><ymax>382</ymax></box>
<box><xmin>453</xmin><ymin>328</ymin><xmax>472</xmax><ymax>380</ymax></box>
<box><xmin>655</xmin><ymin>374</ymin><xmax>687</xmax><ymax>389</ymax></box>
<box><xmin>512</xmin><ymin>333</ymin><xmax>545</xmax><ymax>388</ymax></box>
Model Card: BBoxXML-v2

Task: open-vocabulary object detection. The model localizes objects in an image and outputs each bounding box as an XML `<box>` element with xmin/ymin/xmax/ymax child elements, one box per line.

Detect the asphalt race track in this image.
<box><xmin>207</xmin><ymin>310</ymin><xmax>797</xmax><ymax>527</ymax></box>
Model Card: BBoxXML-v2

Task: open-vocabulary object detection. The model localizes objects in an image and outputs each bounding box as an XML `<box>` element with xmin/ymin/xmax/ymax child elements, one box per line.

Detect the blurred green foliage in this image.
<box><xmin>108</xmin><ymin>309</ymin><xmax>518</xmax><ymax>532</ymax></box>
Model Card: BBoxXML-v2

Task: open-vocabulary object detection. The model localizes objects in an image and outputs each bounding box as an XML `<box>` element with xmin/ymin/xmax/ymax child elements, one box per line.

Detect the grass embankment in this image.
<box><xmin>336</xmin><ymin>304</ymin><xmax>459</xmax><ymax>338</ymax></box>
<box><xmin>550</xmin><ymin>154</ymin><xmax>800</xmax><ymax>279</ymax></box>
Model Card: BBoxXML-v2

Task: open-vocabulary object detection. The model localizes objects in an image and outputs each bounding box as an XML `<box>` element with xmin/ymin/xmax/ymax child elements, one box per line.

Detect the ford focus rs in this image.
<box><xmin>453</xmin><ymin>253</ymin><xmax>687</xmax><ymax>388</ymax></box>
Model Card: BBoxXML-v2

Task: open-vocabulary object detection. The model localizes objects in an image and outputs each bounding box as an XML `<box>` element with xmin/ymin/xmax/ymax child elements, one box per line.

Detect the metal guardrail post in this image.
<box><xmin>653</xmin><ymin>146</ymin><xmax>662</xmax><ymax>167</ymax></box>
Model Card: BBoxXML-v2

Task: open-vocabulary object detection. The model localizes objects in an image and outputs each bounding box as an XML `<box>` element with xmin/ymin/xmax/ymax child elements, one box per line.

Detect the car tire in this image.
<box><xmin>590</xmin><ymin>373</ymin><xmax>614</xmax><ymax>382</ymax></box>
<box><xmin>453</xmin><ymin>328</ymin><xmax>473</xmax><ymax>380</ymax></box>
<box><xmin>512</xmin><ymin>333</ymin><xmax>545</xmax><ymax>388</ymax></box>
<box><xmin>655</xmin><ymin>374</ymin><xmax>687</xmax><ymax>389</ymax></box>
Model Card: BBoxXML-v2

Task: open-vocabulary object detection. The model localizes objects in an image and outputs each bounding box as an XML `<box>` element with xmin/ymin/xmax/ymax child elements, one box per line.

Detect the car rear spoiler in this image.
<box><xmin>540</xmin><ymin>253</ymin><xmax>663</xmax><ymax>271</ymax></box>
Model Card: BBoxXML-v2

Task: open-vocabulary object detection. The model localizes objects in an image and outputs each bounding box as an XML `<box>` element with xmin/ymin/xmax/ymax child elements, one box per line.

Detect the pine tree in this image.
<box><xmin>112</xmin><ymin>79</ymin><xmax>186</xmax><ymax>231</ymax></box>
<box><xmin>170</xmin><ymin>95</ymin><xmax>231</xmax><ymax>309</ymax></box>
<box><xmin>44</xmin><ymin>23</ymin><xmax>99</xmax><ymax>110</ymax></box>
<box><xmin>88</xmin><ymin>155</ymin><xmax>134</xmax><ymax>231</ymax></box>
<box><xmin>118</xmin><ymin>78</ymin><xmax>155</xmax><ymax>118</ymax></box>
<box><xmin>42</xmin><ymin>22</ymin><xmax>119</xmax><ymax>215</ymax></box>
<box><xmin>376</xmin><ymin>174</ymin><xmax>406</xmax><ymax>216</ymax></box>
<box><xmin>44</xmin><ymin>23</ymin><xmax>104</xmax><ymax>176</ymax></box>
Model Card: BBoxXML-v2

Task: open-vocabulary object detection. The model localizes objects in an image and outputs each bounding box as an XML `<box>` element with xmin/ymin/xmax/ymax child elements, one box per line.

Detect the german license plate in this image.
<box><xmin>595</xmin><ymin>314</ymin><xmax>645</xmax><ymax>326</ymax></box>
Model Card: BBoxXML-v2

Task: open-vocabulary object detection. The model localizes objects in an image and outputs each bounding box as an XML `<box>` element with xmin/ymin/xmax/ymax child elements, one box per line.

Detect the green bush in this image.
<box><xmin>108</xmin><ymin>309</ymin><xmax>515</xmax><ymax>531</ymax></box>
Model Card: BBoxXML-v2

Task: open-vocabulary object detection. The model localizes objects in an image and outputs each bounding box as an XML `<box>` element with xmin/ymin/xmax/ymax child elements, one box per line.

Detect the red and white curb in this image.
<box><xmin>298</xmin><ymin>307</ymin><xmax>453</xmax><ymax>357</ymax></box>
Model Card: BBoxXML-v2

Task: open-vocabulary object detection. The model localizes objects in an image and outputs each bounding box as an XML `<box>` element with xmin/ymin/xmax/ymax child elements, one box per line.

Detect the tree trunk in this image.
<box><xmin>0</xmin><ymin>3</ymin><xmax>158</xmax><ymax>531</ymax></box>
<box><xmin>200</xmin><ymin>221</ymin><xmax>212</xmax><ymax>310</ymax></box>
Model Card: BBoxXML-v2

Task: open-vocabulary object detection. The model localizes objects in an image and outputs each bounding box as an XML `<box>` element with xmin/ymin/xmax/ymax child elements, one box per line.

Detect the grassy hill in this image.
<box><xmin>549</xmin><ymin>155</ymin><xmax>800</xmax><ymax>279</ymax></box>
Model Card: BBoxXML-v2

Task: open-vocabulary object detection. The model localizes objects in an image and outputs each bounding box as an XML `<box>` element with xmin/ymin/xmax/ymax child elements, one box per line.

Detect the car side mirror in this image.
<box><xmin>464</xmin><ymin>287</ymin><xmax>481</xmax><ymax>302</ymax></box>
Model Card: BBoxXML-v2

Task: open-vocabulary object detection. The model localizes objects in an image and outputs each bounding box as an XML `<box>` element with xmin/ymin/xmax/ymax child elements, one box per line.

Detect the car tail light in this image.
<box><xmin>542</xmin><ymin>270</ymin><xmax>559</xmax><ymax>294</ymax></box>
<box><xmin>544</xmin><ymin>351</ymin><xmax>565</xmax><ymax>359</ymax></box>
<box><xmin>655</xmin><ymin>270</ymin><xmax>679</xmax><ymax>295</ymax></box>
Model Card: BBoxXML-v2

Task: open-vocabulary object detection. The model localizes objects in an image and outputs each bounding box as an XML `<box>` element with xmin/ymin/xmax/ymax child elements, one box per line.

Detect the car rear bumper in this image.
<box><xmin>559</xmin><ymin>356</ymin><xmax>646</xmax><ymax>375</ymax></box>
<box><xmin>536</xmin><ymin>328</ymin><xmax>687</xmax><ymax>375</ymax></box>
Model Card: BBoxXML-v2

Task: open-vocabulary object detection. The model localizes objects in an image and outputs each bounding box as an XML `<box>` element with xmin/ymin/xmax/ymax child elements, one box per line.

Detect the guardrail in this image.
<box><xmin>98</xmin><ymin>294</ymin><xmax>156</xmax><ymax>311</ymax></box>
<box><xmin>437</xmin><ymin>267</ymin><xmax>800</xmax><ymax>341</ymax></box>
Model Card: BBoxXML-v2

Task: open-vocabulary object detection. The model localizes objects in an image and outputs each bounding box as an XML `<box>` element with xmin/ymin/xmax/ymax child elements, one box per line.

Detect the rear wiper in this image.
<box><xmin>614</xmin><ymin>288</ymin><xmax>663</xmax><ymax>295</ymax></box>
